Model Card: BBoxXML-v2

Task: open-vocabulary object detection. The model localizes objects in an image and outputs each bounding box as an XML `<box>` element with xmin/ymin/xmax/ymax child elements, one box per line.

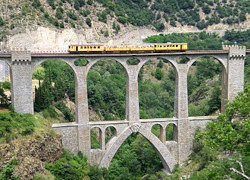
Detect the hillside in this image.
<box><xmin>0</xmin><ymin>0</ymin><xmax>249</xmax><ymax>50</ymax></box>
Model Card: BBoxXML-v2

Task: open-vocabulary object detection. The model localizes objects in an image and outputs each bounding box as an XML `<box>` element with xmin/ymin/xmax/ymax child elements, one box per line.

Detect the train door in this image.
<box><xmin>180</xmin><ymin>45</ymin><xmax>183</xmax><ymax>50</ymax></box>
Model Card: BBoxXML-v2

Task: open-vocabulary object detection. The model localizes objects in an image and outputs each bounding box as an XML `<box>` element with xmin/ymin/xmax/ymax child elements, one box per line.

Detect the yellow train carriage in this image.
<box><xmin>105</xmin><ymin>46</ymin><xmax>131</xmax><ymax>52</ymax></box>
<box><xmin>154</xmin><ymin>43</ymin><xmax>187</xmax><ymax>51</ymax></box>
<box><xmin>130</xmin><ymin>46</ymin><xmax>154</xmax><ymax>52</ymax></box>
<box><xmin>68</xmin><ymin>43</ymin><xmax>188</xmax><ymax>53</ymax></box>
<box><xmin>68</xmin><ymin>45</ymin><xmax>105</xmax><ymax>53</ymax></box>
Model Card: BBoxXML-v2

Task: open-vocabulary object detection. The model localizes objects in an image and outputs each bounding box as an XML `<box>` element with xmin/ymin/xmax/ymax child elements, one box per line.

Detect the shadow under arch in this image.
<box><xmin>99</xmin><ymin>126</ymin><xmax>176</xmax><ymax>172</ymax></box>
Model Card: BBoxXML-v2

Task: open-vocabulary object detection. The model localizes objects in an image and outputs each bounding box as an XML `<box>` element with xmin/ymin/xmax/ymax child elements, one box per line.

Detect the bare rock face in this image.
<box><xmin>0</xmin><ymin>134</ymin><xmax>63</xmax><ymax>180</ymax></box>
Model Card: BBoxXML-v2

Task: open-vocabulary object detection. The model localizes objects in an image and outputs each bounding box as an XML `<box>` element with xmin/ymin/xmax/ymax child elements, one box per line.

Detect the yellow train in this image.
<box><xmin>68</xmin><ymin>43</ymin><xmax>188</xmax><ymax>53</ymax></box>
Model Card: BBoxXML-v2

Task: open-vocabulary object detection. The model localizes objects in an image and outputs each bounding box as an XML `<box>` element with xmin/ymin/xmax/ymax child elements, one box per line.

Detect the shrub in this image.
<box><xmin>155</xmin><ymin>68</ymin><xmax>163</xmax><ymax>80</ymax></box>
<box><xmin>55</xmin><ymin>101</ymin><xmax>74</xmax><ymax>122</ymax></box>
<box><xmin>74</xmin><ymin>58</ymin><xmax>88</xmax><ymax>66</ymax></box>
<box><xmin>86</xmin><ymin>18</ymin><xmax>91</xmax><ymax>27</ymax></box>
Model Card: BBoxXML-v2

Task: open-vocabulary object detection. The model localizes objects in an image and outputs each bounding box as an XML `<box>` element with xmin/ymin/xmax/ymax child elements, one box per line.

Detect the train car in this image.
<box><xmin>68</xmin><ymin>43</ymin><xmax>187</xmax><ymax>53</ymax></box>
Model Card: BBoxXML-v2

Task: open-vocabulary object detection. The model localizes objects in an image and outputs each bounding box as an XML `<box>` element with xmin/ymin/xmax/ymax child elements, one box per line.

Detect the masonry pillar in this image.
<box><xmin>75</xmin><ymin>66</ymin><xmax>90</xmax><ymax>157</ymax></box>
<box><xmin>126</xmin><ymin>65</ymin><xmax>140</xmax><ymax>124</ymax></box>
<box><xmin>227</xmin><ymin>45</ymin><xmax>246</xmax><ymax>101</ymax></box>
<box><xmin>175</xmin><ymin>64</ymin><xmax>191</xmax><ymax>163</ymax></box>
<box><xmin>11</xmin><ymin>51</ymin><xmax>33</xmax><ymax>114</ymax></box>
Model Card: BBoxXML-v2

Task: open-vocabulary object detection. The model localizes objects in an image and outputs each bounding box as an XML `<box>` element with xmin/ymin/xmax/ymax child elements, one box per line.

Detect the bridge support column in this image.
<box><xmin>126</xmin><ymin>66</ymin><xmax>140</xmax><ymax>124</ymax></box>
<box><xmin>75</xmin><ymin>66</ymin><xmax>90</xmax><ymax>157</ymax></box>
<box><xmin>227</xmin><ymin>46</ymin><xmax>246</xmax><ymax>101</ymax></box>
<box><xmin>11</xmin><ymin>51</ymin><xmax>33</xmax><ymax>114</ymax></box>
<box><xmin>175</xmin><ymin>64</ymin><xmax>191</xmax><ymax>163</ymax></box>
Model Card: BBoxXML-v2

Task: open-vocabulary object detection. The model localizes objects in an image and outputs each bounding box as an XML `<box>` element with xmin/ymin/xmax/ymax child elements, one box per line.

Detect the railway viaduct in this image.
<box><xmin>0</xmin><ymin>45</ymin><xmax>248</xmax><ymax>172</ymax></box>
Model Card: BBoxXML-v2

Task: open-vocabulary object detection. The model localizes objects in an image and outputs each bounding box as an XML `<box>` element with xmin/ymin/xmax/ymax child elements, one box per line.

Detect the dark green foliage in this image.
<box><xmin>154</xmin><ymin>68</ymin><xmax>163</xmax><ymax>80</ymax></box>
<box><xmin>55</xmin><ymin>101</ymin><xmax>74</xmax><ymax>122</ymax></box>
<box><xmin>188</xmin><ymin>87</ymin><xmax>250</xmax><ymax>179</ymax></box>
<box><xmin>74</xmin><ymin>58</ymin><xmax>88</xmax><ymax>66</ymax></box>
<box><xmin>56</xmin><ymin>7</ymin><xmax>64</xmax><ymax>19</ymax></box>
<box><xmin>80</xmin><ymin>9</ymin><xmax>90</xmax><ymax>17</ymax></box>
<box><xmin>0</xmin><ymin>112</ymin><xmax>35</xmax><ymax>143</ymax></box>
<box><xmin>87</xmin><ymin>60</ymin><xmax>126</xmax><ymax>120</ymax></box>
<box><xmin>67</xmin><ymin>10</ymin><xmax>78</xmax><ymax>20</ymax></box>
<box><xmin>139</xmin><ymin>67</ymin><xmax>175</xmax><ymax>119</ymax></box>
<box><xmin>154</xmin><ymin>22</ymin><xmax>165</xmax><ymax>32</ymax></box>
<box><xmin>32</xmin><ymin>0</ymin><xmax>41</xmax><ymax>8</ymax></box>
<box><xmin>34</xmin><ymin>60</ymin><xmax>75</xmax><ymax>115</ymax></box>
<box><xmin>91</xmin><ymin>128</ymin><xmax>101</xmax><ymax>149</ymax></box>
<box><xmin>0</xmin><ymin>159</ymin><xmax>19</xmax><ymax>180</ymax></box>
<box><xmin>98</xmin><ymin>10</ymin><xmax>108</xmax><ymax>23</ymax></box>
<box><xmin>86</xmin><ymin>17</ymin><xmax>91</xmax><ymax>27</ymax></box>
<box><xmin>87</xmin><ymin>0</ymin><xmax>93</xmax><ymax>5</ymax></box>
<box><xmin>107</xmin><ymin>133</ymin><xmax>163</xmax><ymax>179</ymax></box>
<box><xmin>45</xmin><ymin>150</ymin><xmax>89</xmax><ymax>180</ymax></box>
<box><xmin>0</xmin><ymin>82</ymin><xmax>10</xmax><ymax>106</ymax></box>
<box><xmin>126</xmin><ymin>57</ymin><xmax>140</xmax><ymax>65</ymax></box>
<box><xmin>42</xmin><ymin>105</ymin><xmax>58</xmax><ymax>119</ymax></box>
<box><xmin>47</xmin><ymin>0</ymin><xmax>56</xmax><ymax>9</ymax></box>
<box><xmin>46</xmin><ymin>150</ymin><xmax>107</xmax><ymax>180</ymax></box>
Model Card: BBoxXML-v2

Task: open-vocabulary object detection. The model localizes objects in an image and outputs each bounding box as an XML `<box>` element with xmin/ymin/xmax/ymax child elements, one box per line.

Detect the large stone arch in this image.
<box><xmin>186</xmin><ymin>55</ymin><xmax>227</xmax><ymax>113</ymax></box>
<box><xmin>32</xmin><ymin>58</ymin><xmax>77</xmax><ymax>77</ymax></box>
<box><xmin>138</xmin><ymin>57</ymin><xmax>180</xmax><ymax>76</ymax></box>
<box><xmin>187</xmin><ymin>55</ymin><xmax>227</xmax><ymax>73</ymax></box>
<box><xmin>99</xmin><ymin>125</ymin><xmax>176</xmax><ymax>172</ymax></box>
<box><xmin>86</xmin><ymin>57</ymin><xmax>129</xmax><ymax>78</ymax></box>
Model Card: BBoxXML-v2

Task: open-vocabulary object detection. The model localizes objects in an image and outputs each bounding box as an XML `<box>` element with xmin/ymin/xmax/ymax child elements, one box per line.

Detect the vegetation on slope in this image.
<box><xmin>0</xmin><ymin>0</ymin><xmax>249</xmax><ymax>41</ymax></box>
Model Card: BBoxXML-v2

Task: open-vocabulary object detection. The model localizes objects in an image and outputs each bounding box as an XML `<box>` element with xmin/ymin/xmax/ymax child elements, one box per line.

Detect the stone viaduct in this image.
<box><xmin>0</xmin><ymin>45</ymin><xmax>248</xmax><ymax>172</ymax></box>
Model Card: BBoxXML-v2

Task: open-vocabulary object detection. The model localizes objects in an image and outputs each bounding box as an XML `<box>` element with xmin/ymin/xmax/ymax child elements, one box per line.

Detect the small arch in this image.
<box><xmin>105</xmin><ymin>126</ymin><xmax>117</xmax><ymax>144</ymax></box>
<box><xmin>91</xmin><ymin>127</ymin><xmax>102</xmax><ymax>149</ymax></box>
<box><xmin>166</xmin><ymin>123</ymin><xmax>178</xmax><ymax>142</ymax></box>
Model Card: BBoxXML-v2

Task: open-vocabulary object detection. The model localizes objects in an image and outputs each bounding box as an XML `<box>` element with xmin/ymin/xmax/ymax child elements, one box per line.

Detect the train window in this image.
<box><xmin>98</xmin><ymin>46</ymin><xmax>100</xmax><ymax>48</ymax></box>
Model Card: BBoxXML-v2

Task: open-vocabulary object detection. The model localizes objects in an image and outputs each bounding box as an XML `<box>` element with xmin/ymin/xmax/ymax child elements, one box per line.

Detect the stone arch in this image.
<box><xmin>32</xmin><ymin>58</ymin><xmax>77</xmax><ymax>77</ymax></box>
<box><xmin>138</xmin><ymin>57</ymin><xmax>178</xmax><ymax>119</ymax></box>
<box><xmin>87</xmin><ymin>58</ymin><xmax>128</xmax><ymax>121</ymax></box>
<box><xmin>99</xmin><ymin>126</ymin><xmax>176</xmax><ymax>172</ymax></box>
<box><xmin>32</xmin><ymin>58</ymin><xmax>77</xmax><ymax>120</ymax></box>
<box><xmin>105</xmin><ymin>126</ymin><xmax>117</xmax><ymax>144</ymax></box>
<box><xmin>138</xmin><ymin>57</ymin><xmax>179</xmax><ymax>75</ymax></box>
<box><xmin>90</xmin><ymin>127</ymin><xmax>103</xmax><ymax>149</ymax></box>
<box><xmin>166</xmin><ymin>123</ymin><xmax>178</xmax><ymax>142</ymax></box>
<box><xmin>187</xmin><ymin>55</ymin><xmax>227</xmax><ymax>114</ymax></box>
<box><xmin>187</xmin><ymin>55</ymin><xmax>227</xmax><ymax>73</ymax></box>
<box><xmin>86</xmin><ymin>57</ymin><xmax>129</xmax><ymax>77</ymax></box>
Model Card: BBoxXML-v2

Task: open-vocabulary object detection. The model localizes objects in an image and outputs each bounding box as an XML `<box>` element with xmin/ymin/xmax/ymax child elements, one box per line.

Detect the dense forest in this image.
<box><xmin>0</xmin><ymin>30</ymin><xmax>249</xmax><ymax>179</ymax></box>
